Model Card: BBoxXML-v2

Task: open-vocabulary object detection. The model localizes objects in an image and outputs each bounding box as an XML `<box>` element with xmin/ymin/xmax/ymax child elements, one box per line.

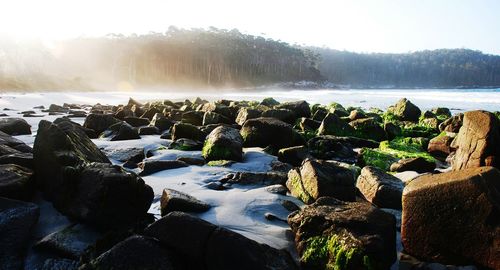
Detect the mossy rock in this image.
<box><xmin>380</xmin><ymin>138</ymin><xmax>436</xmax><ymax>163</ymax></box>
<box><xmin>360</xmin><ymin>148</ymin><xmax>399</xmax><ymax>171</ymax></box>
<box><xmin>206</xmin><ymin>160</ymin><xmax>235</xmax><ymax>167</ymax></box>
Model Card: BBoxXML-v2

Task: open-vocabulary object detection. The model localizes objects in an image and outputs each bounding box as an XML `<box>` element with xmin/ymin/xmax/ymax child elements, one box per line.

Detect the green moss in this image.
<box><xmin>302</xmin><ymin>235</ymin><xmax>375</xmax><ymax>270</ymax></box>
<box><xmin>380</xmin><ymin>138</ymin><xmax>436</xmax><ymax>163</ymax></box>
<box><xmin>400</xmin><ymin>124</ymin><xmax>438</xmax><ymax>138</ymax></box>
<box><xmin>202</xmin><ymin>140</ymin><xmax>233</xmax><ymax>161</ymax></box>
<box><xmin>206</xmin><ymin>160</ymin><xmax>234</xmax><ymax>167</ymax></box>
<box><xmin>360</xmin><ymin>148</ymin><xmax>399</xmax><ymax>171</ymax></box>
<box><xmin>288</xmin><ymin>173</ymin><xmax>313</xmax><ymax>204</ymax></box>
<box><xmin>382</xmin><ymin>112</ymin><xmax>399</xmax><ymax>123</ymax></box>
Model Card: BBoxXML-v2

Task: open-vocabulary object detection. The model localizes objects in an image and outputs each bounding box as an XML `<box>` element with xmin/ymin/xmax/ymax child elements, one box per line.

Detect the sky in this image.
<box><xmin>0</xmin><ymin>0</ymin><xmax>499</xmax><ymax>54</ymax></box>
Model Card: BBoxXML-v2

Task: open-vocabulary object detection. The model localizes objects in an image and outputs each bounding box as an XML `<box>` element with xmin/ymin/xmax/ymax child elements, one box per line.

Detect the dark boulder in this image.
<box><xmin>0</xmin><ymin>152</ymin><xmax>33</xmax><ymax>169</ymax></box>
<box><xmin>169</xmin><ymin>138</ymin><xmax>203</xmax><ymax>151</ymax></box>
<box><xmin>124</xmin><ymin>116</ymin><xmax>150</xmax><ymax>127</ymax></box>
<box><xmin>202</xmin><ymin>111</ymin><xmax>232</xmax><ymax>126</ymax></box>
<box><xmin>0</xmin><ymin>118</ymin><xmax>31</xmax><ymax>135</ymax></box>
<box><xmin>144</xmin><ymin>212</ymin><xmax>298</xmax><ymax>270</ymax></box>
<box><xmin>150</xmin><ymin>113</ymin><xmax>173</xmax><ymax>132</ymax></box>
<box><xmin>140</xmin><ymin>107</ymin><xmax>161</xmax><ymax>120</ymax></box>
<box><xmin>390</xmin><ymin>157</ymin><xmax>436</xmax><ymax>173</ymax></box>
<box><xmin>276</xmin><ymin>100</ymin><xmax>311</xmax><ymax>118</ymax></box>
<box><xmin>349</xmin><ymin>117</ymin><xmax>387</xmax><ymax>141</ymax></box>
<box><xmin>0</xmin><ymin>197</ymin><xmax>39</xmax><ymax>270</ymax></box>
<box><xmin>83</xmin><ymin>113</ymin><xmax>120</xmax><ymax>134</ymax></box>
<box><xmin>427</xmin><ymin>134</ymin><xmax>454</xmax><ymax>160</ymax></box>
<box><xmin>241</xmin><ymin>117</ymin><xmax>295</xmax><ymax>149</ymax></box>
<box><xmin>160</xmin><ymin>188</ymin><xmax>210</xmax><ymax>216</ymax></box>
<box><xmin>138</xmin><ymin>126</ymin><xmax>160</xmax><ymax>135</ymax></box>
<box><xmin>101</xmin><ymin>122</ymin><xmax>141</xmax><ymax>141</ymax></box>
<box><xmin>181</xmin><ymin>111</ymin><xmax>204</xmax><ymax>126</ymax></box>
<box><xmin>277</xmin><ymin>145</ymin><xmax>311</xmax><ymax>167</ymax></box>
<box><xmin>202</xmin><ymin>126</ymin><xmax>243</xmax><ymax>162</ymax></box>
<box><xmin>235</xmin><ymin>108</ymin><xmax>261</xmax><ymax>126</ymax></box>
<box><xmin>262</xmin><ymin>109</ymin><xmax>296</xmax><ymax>124</ymax></box>
<box><xmin>288</xmin><ymin>197</ymin><xmax>397</xmax><ymax>270</ymax></box>
<box><xmin>299</xmin><ymin>117</ymin><xmax>321</xmax><ymax>131</ymax></box>
<box><xmin>286</xmin><ymin>159</ymin><xmax>357</xmax><ymax>203</ymax></box>
<box><xmin>401</xmin><ymin>166</ymin><xmax>500</xmax><ymax>269</ymax></box>
<box><xmin>356</xmin><ymin>166</ymin><xmax>404</xmax><ymax>209</ymax></box>
<box><xmin>171</xmin><ymin>122</ymin><xmax>206</xmax><ymax>142</ymax></box>
<box><xmin>317</xmin><ymin>113</ymin><xmax>356</xmax><ymax>136</ymax></box>
<box><xmin>139</xmin><ymin>160</ymin><xmax>188</xmax><ymax>176</ymax></box>
<box><xmin>0</xmin><ymin>164</ymin><xmax>34</xmax><ymax>200</ymax></box>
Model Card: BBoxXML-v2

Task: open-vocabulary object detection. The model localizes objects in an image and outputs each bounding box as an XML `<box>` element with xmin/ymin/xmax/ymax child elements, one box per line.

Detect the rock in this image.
<box><xmin>0</xmin><ymin>164</ymin><xmax>34</xmax><ymax>200</ymax></box>
<box><xmin>138</xmin><ymin>126</ymin><xmax>160</xmax><ymax>135</ymax></box>
<box><xmin>307</xmin><ymin>136</ymin><xmax>358</xmax><ymax>163</ymax></box>
<box><xmin>221</xmin><ymin>171</ymin><xmax>287</xmax><ymax>186</ymax></box>
<box><xmin>388</xmin><ymin>98</ymin><xmax>421</xmax><ymax>122</ymax></box>
<box><xmin>451</xmin><ymin>110</ymin><xmax>500</xmax><ymax>170</ymax></box>
<box><xmin>114</xmin><ymin>107</ymin><xmax>134</xmax><ymax>120</ymax></box>
<box><xmin>144</xmin><ymin>212</ymin><xmax>298</xmax><ymax>270</ymax></box>
<box><xmin>124</xmin><ymin>116</ymin><xmax>150</xmax><ymax>127</ymax></box>
<box><xmin>34</xmin><ymin>224</ymin><xmax>101</xmax><ymax>259</ymax></box>
<box><xmin>421</xmin><ymin>117</ymin><xmax>440</xmax><ymax>129</ymax></box>
<box><xmin>84</xmin><ymin>235</ymin><xmax>176</xmax><ymax>270</ymax></box>
<box><xmin>235</xmin><ymin>108</ymin><xmax>261</xmax><ymax>126</ymax></box>
<box><xmin>287</xmin><ymin>159</ymin><xmax>357</xmax><ymax>203</ymax></box>
<box><xmin>140</xmin><ymin>107</ymin><xmax>161</xmax><ymax>120</ymax></box>
<box><xmin>262</xmin><ymin>109</ymin><xmax>296</xmax><ymax>124</ymax></box>
<box><xmin>349</xmin><ymin>117</ymin><xmax>387</xmax><ymax>141</ymax></box>
<box><xmin>202</xmin><ymin>126</ymin><xmax>243</xmax><ymax>162</ymax></box>
<box><xmin>276</xmin><ymin>100</ymin><xmax>311</xmax><ymax>118</ymax></box>
<box><xmin>83</xmin><ymin>114</ymin><xmax>120</xmax><ymax>134</ymax></box>
<box><xmin>431</xmin><ymin>107</ymin><xmax>452</xmax><ymax>117</ymax></box>
<box><xmin>288</xmin><ymin>197</ymin><xmax>397</xmax><ymax>270</ymax></box>
<box><xmin>169</xmin><ymin>138</ymin><xmax>203</xmax><ymax>151</ymax></box>
<box><xmin>47</xmin><ymin>104</ymin><xmax>69</xmax><ymax>113</ymax></box>
<box><xmin>171</xmin><ymin>122</ymin><xmax>206</xmax><ymax>142</ymax></box>
<box><xmin>427</xmin><ymin>135</ymin><xmax>454</xmax><ymax>160</ymax></box>
<box><xmin>202</xmin><ymin>111</ymin><xmax>232</xmax><ymax>125</ymax></box>
<box><xmin>356</xmin><ymin>166</ymin><xmax>404</xmax><ymax>209</ymax></box>
<box><xmin>139</xmin><ymin>160</ymin><xmax>188</xmax><ymax>176</ymax></box>
<box><xmin>317</xmin><ymin>113</ymin><xmax>356</xmax><ymax>136</ymax></box>
<box><xmin>0</xmin><ymin>118</ymin><xmax>31</xmax><ymax>135</ymax></box>
<box><xmin>401</xmin><ymin>166</ymin><xmax>500</xmax><ymax>269</ymax></box>
<box><xmin>0</xmin><ymin>197</ymin><xmax>39</xmax><ymax>270</ymax></box>
<box><xmin>384</xmin><ymin>122</ymin><xmax>402</xmax><ymax>140</ymax></box>
<box><xmin>101</xmin><ymin>121</ymin><xmax>140</xmax><ymax>141</ymax></box>
<box><xmin>160</xmin><ymin>188</ymin><xmax>210</xmax><ymax>216</ymax></box>
<box><xmin>277</xmin><ymin>145</ymin><xmax>311</xmax><ymax>166</ymax></box>
<box><xmin>265</xmin><ymin>184</ymin><xmax>288</xmax><ymax>195</ymax></box>
<box><xmin>176</xmin><ymin>156</ymin><xmax>206</xmax><ymax>166</ymax></box>
<box><xmin>260</xmin><ymin>97</ymin><xmax>280</xmax><ymax>107</ymax></box>
<box><xmin>439</xmin><ymin>113</ymin><xmax>463</xmax><ymax>133</ymax></box>
<box><xmin>181</xmin><ymin>111</ymin><xmax>204</xmax><ymax>126</ymax></box>
<box><xmin>299</xmin><ymin>117</ymin><xmax>321</xmax><ymax>131</ymax></box>
<box><xmin>0</xmin><ymin>152</ymin><xmax>33</xmax><ymax>169</ymax></box>
<box><xmin>281</xmin><ymin>199</ymin><xmax>301</xmax><ymax>212</ymax></box>
<box><xmin>348</xmin><ymin>109</ymin><xmax>366</xmax><ymax>120</ymax></box>
<box><xmin>150</xmin><ymin>113</ymin><xmax>173</xmax><ymax>132</ymax></box>
<box><xmin>0</xmin><ymin>130</ymin><xmax>32</xmax><ymax>152</ymax></box>
<box><xmin>0</xmin><ymin>143</ymin><xmax>21</xmax><ymax>156</ymax></box>
<box><xmin>241</xmin><ymin>117</ymin><xmax>295</xmax><ymax>149</ymax></box>
<box><xmin>38</xmin><ymin>258</ymin><xmax>79</xmax><ymax>270</ymax></box>
<box><xmin>34</xmin><ymin>120</ymin><xmax>153</xmax><ymax>229</ymax></box>
<box><xmin>390</xmin><ymin>157</ymin><xmax>436</xmax><ymax>173</ymax></box>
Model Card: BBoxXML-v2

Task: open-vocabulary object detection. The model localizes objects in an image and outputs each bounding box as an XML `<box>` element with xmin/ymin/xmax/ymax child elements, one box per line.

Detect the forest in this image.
<box><xmin>1</xmin><ymin>27</ymin><xmax>500</xmax><ymax>90</ymax></box>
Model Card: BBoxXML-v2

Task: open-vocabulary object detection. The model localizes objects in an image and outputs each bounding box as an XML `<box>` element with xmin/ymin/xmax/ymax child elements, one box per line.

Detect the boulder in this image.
<box><xmin>288</xmin><ymin>197</ymin><xmax>397</xmax><ymax>270</ymax></box>
<box><xmin>181</xmin><ymin>111</ymin><xmax>204</xmax><ymax>126</ymax></box>
<box><xmin>427</xmin><ymin>135</ymin><xmax>454</xmax><ymax>160</ymax></box>
<box><xmin>221</xmin><ymin>171</ymin><xmax>287</xmax><ymax>186</ymax></box>
<box><xmin>401</xmin><ymin>166</ymin><xmax>500</xmax><ymax>269</ymax></box>
<box><xmin>144</xmin><ymin>212</ymin><xmax>298</xmax><ymax>270</ymax></box>
<box><xmin>235</xmin><ymin>108</ymin><xmax>261</xmax><ymax>126</ymax></box>
<box><xmin>439</xmin><ymin>113</ymin><xmax>463</xmax><ymax>133</ymax></box>
<box><xmin>384</xmin><ymin>122</ymin><xmax>402</xmax><ymax>140</ymax></box>
<box><xmin>160</xmin><ymin>188</ymin><xmax>210</xmax><ymax>216</ymax></box>
<box><xmin>139</xmin><ymin>160</ymin><xmax>188</xmax><ymax>176</ymax></box>
<box><xmin>138</xmin><ymin>126</ymin><xmax>160</xmax><ymax>135</ymax></box>
<box><xmin>388</xmin><ymin>98</ymin><xmax>421</xmax><ymax>122</ymax></box>
<box><xmin>277</xmin><ymin>145</ymin><xmax>311</xmax><ymax>167</ymax></box>
<box><xmin>261</xmin><ymin>109</ymin><xmax>296</xmax><ymax>124</ymax></box>
<box><xmin>349</xmin><ymin>117</ymin><xmax>387</xmax><ymax>141</ymax></box>
<box><xmin>390</xmin><ymin>157</ymin><xmax>436</xmax><ymax>173</ymax></box>
<box><xmin>0</xmin><ymin>152</ymin><xmax>33</xmax><ymax>169</ymax></box>
<box><xmin>299</xmin><ymin>117</ymin><xmax>321</xmax><ymax>131</ymax></box>
<box><xmin>348</xmin><ymin>109</ymin><xmax>366</xmax><ymax>120</ymax></box>
<box><xmin>286</xmin><ymin>159</ymin><xmax>357</xmax><ymax>203</ymax></box>
<box><xmin>0</xmin><ymin>130</ymin><xmax>32</xmax><ymax>152</ymax></box>
<box><xmin>451</xmin><ymin>110</ymin><xmax>500</xmax><ymax>170</ymax></box>
<box><xmin>307</xmin><ymin>136</ymin><xmax>358</xmax><ymax>162</ymax></box>
<box><xmin>241</xmin><ymin>117</ymin><xmax>296</xmax><ymax>149</ymax></box>
<box><xmin>83</xmin><ymin>113</ymin><xmax>120</xmax><ymax>134</ymax></box>
<box><xmin>260</xmin><ymin>97</ymin><xmax>280</xmax><ymax>107</ymax></box>
<box><xmin>101</xmin><ymin>121</ymin><xmax>140</xmax><ymax>141</ymax></box>
<box><xmin>202</xmin><ymin>126</ymin><xmax>243</xmax><ymax>162</ymax></box>
<box><xmin>150</xmin><ymin>113</ymin><xmax>173</xmax><ymax>132</ymax></box>
<box><xmin>0</xmin><ymin>164</ymin><xmax>34</xmax><ymax>200</ymax></box>
<box><xmin>317</xmin><ymin>113</ymin><xmax>356</xmax><ymax>136</ymax></box>
<box><xmin>34</xmin><ymin>120</ymin><xmax>153</xmax><ymax>229</ymax></box>
<box><xmin>276</xmin><ymin>100</ymin><xmax>311</xmax><ymax>118</ymax></box>
<box><xmin>84</xmin><ymin>235</ymin><xmax>176</xmax><ymax>270</ymax></box>
<box><xmin>0</xmin><ymin>197</ymin><xmax>39</xmax><ymax>270</ymax></box>
<box><xmin>0</xmin><ymin>118</ymin><xmax>31</xmax><ymax>135</ymax></box>
<box><xmin>356</xmin><ymin>166</ymin><xmax>404</xmax><ymax>209</ymax></box>
<box><xmin>171</xmin><ymin>122</ymin><xmax>206</xmax><ymax>142</ymax></box>
<box><xmin>140</xmin><ymin>107</ymin><xmax>161</xmax><ymax>120</ymax></box>
<box><xmin>169</xmin><ymin>138</ymin><xmax>203</xmax><ymax>151</ymax></box>
<box><xmin>202</xmin><ymin>111</ymin><xmax>232</xmax><ymax>126</ymax></box>
<box><xmin>124</xmin><ymin>116</ymin><xmax>150</xmax><ymax>127</ymax></box>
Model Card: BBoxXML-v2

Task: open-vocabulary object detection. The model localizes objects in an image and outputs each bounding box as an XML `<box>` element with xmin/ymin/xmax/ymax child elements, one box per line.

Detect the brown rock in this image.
<box><xmin>427</xmin><ymin>135</ymin><xmax>454</xmax><ymax>160</ymax></box>
<box><xmin>401</xmin><ymin>166</ymin><xmax>500</xmax><ymax>269</ymax></box>
<box><xmin>451</xmin><ymin>110</ymin><xmax>500</xmax><ymax>170</ymax></box>
<box><xmin>356</xmin><ymin>166</ymin><xmax>404</xmax><ymax>209</ymax></box>
<box><xmin>390</xmin><ymin>157</ymin><xmax>436</xmax><ymax>173</ymax></box>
